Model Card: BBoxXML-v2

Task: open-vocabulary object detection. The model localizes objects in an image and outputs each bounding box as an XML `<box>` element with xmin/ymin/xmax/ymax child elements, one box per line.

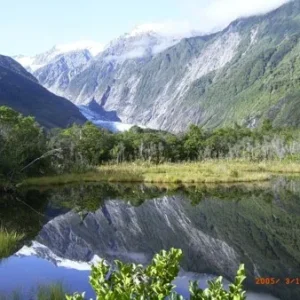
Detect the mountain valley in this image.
<box><xmin>12</xmin><ymin>0</ymin><xmax>300</xmax><ymax>132</ymax></box>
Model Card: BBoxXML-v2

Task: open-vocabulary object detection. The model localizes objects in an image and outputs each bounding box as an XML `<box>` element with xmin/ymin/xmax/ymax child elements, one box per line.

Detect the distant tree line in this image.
<box><xmin>1</xmin><ymin>105</ymin><xmax>300</xmax><ymax>182</ymax></box>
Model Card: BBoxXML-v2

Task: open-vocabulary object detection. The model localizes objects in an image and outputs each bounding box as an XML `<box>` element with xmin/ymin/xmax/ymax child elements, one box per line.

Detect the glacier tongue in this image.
<box><xmin>78</xmin><ymin>105</ymin><xmax>145</xmax><ymax>133</ymax></box>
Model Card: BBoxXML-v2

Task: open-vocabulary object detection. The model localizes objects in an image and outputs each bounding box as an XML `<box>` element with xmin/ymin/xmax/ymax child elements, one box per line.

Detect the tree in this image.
<box><xmin>184</xmin><ymin>125</ymin><xmax>204</xmax><ymax>160</ymax></box>
<box><xmin>79</xmin><ymin>122</ymin><xmax>114</xmax><ymax>164</ymax></box>
<box><xmin>0</xmin><ymin>106</ymin><xmax>47</xmax><ymax>180</ymax></box>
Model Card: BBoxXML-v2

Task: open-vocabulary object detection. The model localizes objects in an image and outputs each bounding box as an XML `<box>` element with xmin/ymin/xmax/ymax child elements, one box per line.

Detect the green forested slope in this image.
<box><xmin>184</xmin><ymin>0</ymin><xmax>300</xmax><ymax>129</ymax></box>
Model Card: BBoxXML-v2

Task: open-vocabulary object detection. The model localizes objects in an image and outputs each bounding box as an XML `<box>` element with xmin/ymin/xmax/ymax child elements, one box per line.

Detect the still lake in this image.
<box><xmin>1</xmin><ymin>177</ymin><xmax>300</xmax><ymax>299</ymax></box>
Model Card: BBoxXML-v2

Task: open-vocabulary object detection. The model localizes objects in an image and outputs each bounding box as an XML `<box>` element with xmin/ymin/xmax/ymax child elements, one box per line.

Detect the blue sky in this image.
<box><xmin>1</xmin><ymin>0</ymin><xmax>289</xmax><ymax>56</ymax></box>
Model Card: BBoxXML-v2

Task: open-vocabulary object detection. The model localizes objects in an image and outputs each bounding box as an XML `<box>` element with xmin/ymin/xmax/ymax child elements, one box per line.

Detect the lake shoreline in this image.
<box><xmin>21</xmin><ymin>160</ymin><xmax>300</xmax><ymax>187</ymax></box>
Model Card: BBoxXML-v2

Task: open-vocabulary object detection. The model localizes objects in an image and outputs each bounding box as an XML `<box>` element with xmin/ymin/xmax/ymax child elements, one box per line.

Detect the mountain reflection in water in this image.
<box><xmin>1</xmin><ymin>178</ymin><xmax>300</xmax><ymax>299</ymax></box>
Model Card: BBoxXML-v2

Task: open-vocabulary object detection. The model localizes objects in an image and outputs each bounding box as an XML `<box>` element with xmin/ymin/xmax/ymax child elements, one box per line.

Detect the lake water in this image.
<box><xmin>1</xmin><ymin>177</ymin><xmax>300</xmax><ymax>299</ymax></box>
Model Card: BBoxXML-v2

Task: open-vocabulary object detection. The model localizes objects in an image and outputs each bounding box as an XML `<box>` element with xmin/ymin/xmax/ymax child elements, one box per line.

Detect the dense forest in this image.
<box><xmin>1</xmin><ymin>105</ymin><xmax>300</xmax><ymax>183</ymax></box>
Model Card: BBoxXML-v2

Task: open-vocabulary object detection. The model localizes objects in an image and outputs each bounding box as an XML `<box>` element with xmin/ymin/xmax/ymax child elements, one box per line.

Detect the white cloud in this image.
<box><xmin>123</xmin><ymin>0</ymin><xmax>290</xmax><ymax>45</ymax></box>
<box><xmin>130</xmin><ymin>21</ymin><xmax>196</xmax><ymax>37</ymax></box>
<box><xmin>56</xmin><ymin>40</ymin><xmax>105</xmax><ymax>56</ymax></box>
<box><xmin>175</xmin><ymin>0</ymin><xmax>291</xmax><ymax>33</ymax></box>
<box><xmin>104</xmin><ymin>49</ymin><xmax>147</xmax><ymax>62</ymax></box>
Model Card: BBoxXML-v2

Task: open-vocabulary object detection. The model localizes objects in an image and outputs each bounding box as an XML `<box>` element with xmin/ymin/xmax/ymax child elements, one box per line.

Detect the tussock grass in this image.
<box><xmin>22</xmin><ymin>160</ymin><xmax>300</xmax><ymax>187</ymax></box>
<box><xmin>23</xmin><ymin>170</ymin><xmax>143</xmax><ymax>186</ymax></box>
<box><xmin>95</xmin><ymin>161</ymin><xmax>273</xmax><ymax>184</ymax></box>
<box><xmin>22</xmin><ymin>159</ymin><xmax>300</xmax><ymax>186</ymax></box>
<box><xmin>0</xmin><ymin>228</ymin><xmax>25</xmax><ymax>259</ymax></box>
<box><xmin>0</xmin><ymin>283</ymin><xmax>67</xmax><ymax>300</ymax></box>
<box><xmin>0</xmin><ymin>290</ymin><xmax>21</xmax><ymax>300</ymax></box>
<box><xmin>36</xmin><ymin>283</ymin><xmax>66</xmax><ymax>300</ymax></box>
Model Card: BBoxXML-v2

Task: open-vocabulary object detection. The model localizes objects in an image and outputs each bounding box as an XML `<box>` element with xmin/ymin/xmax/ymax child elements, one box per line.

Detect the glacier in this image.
<box><xmin>78</xmin><ymin>105</ymin><xmax>146</xmax><ymax>132</ymax></box>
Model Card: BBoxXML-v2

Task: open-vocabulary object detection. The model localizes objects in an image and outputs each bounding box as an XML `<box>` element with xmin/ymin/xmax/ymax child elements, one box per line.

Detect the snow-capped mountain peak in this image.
<box><xmin>100</xmin><ymin>23</ymin><xmax>201</xmax><ymax>63</ymax></box>
<box><xmin>14</xmin><ymin>40</ymin><xmax>104</xmax><ymax>72</ymax></box>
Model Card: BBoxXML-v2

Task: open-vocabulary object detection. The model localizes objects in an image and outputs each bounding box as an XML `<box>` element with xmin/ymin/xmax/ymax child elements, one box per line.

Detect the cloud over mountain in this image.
<box><xmin>176</xmin><ymin>0</ymin><xmax>291</xmax><ymax>32</ymax></box>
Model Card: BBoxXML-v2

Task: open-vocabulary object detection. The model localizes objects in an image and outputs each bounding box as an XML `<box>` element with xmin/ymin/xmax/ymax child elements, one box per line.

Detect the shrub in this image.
<box><xmin>189</xmin><ymin>264</ymin><xmax>246</xmax><ymax>300</ymax></box>
<box><xmin>66</xmin><ymin>248</ymin><xmax>246</xmax><ymax>300</ymax></box>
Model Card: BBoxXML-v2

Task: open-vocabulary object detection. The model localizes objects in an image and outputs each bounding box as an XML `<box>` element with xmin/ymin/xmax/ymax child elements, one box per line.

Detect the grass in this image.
<box><xmin>0</xmin><ymin>283</ymin><xmax>67</xmax><ymax>300</ymax></box>
<box><xmin>0</xmin><ymin>290</ymin><xmax>21</xmax><ymax>300</ymax></box>
<box><xmin>0</xmin><ymin>228</ymin><xmax>25</xmax><ymax>259</ymax></box>
<box><xmin>23</xmin><ymin>169</ymin><xmax>143</xmax><ymax>186</ymax></box>
<box><xmin>36</xmin><ymin>283</ymin><xmax>66</xmax><ymax>300</ymax></box>
<box><xmin>97</xmin><ymin>161</ymin><xmax>273</xmax><ymax>184</ymax></box>
<box><xmin>22</xmin><ymin>159</ymin><xmax>300</xmax><ymax>187</ymax></box>
<box><xmin>22</xmin><ymin>159</ymin><xmax>300</xmax><ymax>186</ymax></box>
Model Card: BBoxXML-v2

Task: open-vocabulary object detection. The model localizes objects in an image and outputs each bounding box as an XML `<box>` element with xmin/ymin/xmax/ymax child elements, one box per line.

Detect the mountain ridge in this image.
<box><xmin>0</xmin><ymin>54</ymin><xmax>86</xmax><ymax>128</ymax></box>
<box><xmin>0</xmin><ymin>55</ymin><xmax>38</xmax><ymax>83</ymax></box>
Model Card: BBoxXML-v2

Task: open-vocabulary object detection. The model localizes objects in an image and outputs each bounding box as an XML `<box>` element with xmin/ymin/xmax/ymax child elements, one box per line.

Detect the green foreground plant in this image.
<box><xmin>0</xmin><ymin>227</ymin><xmax>24</xmax><ymax>259</ymax></box>
<box><xmin>36</xmin><ymin>283</ymin><xmax>66</xmax><ymax>300</ymax></box>
<box><xmin>66</xmin><ymin>248</ymin><xmax>246</xmax><ymax>300</ymax></box>
<box><xmin>0</xmin><ymin>283</ymin><xmax>66</xmax><ymax>300</ymax></box>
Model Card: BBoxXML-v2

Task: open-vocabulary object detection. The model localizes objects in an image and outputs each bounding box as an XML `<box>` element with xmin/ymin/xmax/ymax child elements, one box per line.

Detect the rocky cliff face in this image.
<box><xmin>33</xmin><ymin>49</ymin><xmax>92</xmax><ymax>97</ymax></box>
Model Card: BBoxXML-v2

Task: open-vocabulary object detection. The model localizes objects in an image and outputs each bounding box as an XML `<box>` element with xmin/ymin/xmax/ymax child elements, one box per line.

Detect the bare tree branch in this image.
<box><xmin>20</xmin><ymin>148</ymin><xmax>62</xmax><ymax>173</ymax></box>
